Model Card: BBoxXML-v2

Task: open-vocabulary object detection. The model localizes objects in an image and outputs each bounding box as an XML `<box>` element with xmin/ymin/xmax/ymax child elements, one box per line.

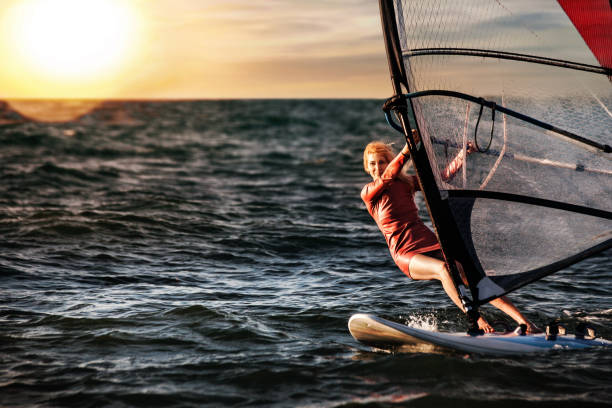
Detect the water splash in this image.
<box><xmin>399</xmin><ymin>313</ymin><xmax>439</xmax><ymax>331</ymax></box>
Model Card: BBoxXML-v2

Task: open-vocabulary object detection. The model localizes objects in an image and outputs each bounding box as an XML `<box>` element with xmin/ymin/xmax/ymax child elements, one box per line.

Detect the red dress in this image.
<box><xmin>361</xmin><ymin>153</ymin><xmax>440</xmax><ymax>278</ymax></box>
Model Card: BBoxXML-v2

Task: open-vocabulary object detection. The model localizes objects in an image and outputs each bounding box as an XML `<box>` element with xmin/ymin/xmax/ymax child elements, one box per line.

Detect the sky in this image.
<box><xmin>0</xmin><ymin>0</ymin><xmax>608</xmax><ymax>103</ymax></box>
<box><xmin>0</xmin><ymin>0</ymin><xmax>391</xmax><ymax>100</ymax></box>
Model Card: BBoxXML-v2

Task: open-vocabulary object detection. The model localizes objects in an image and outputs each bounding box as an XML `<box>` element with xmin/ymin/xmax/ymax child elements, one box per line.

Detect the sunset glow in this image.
<box><xmin>12</xmin><ymin>0</ymin><xmax>138</xmax><ymax>79</ymax></box>
<box><xmin>1</xmin><ymin>0</ymin><xmax>144</xmax><ymax>100</ymax></box>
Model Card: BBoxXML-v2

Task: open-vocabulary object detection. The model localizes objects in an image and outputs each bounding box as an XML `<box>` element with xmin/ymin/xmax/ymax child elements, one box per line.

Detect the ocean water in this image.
<box><xmin>1</xmin><ymin>99</ymin><xmax>611</xmax><ymax>408</ymax></box>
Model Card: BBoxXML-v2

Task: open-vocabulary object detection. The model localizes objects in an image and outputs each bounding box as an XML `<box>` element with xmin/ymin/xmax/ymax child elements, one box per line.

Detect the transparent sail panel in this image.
<box><xmin>395</xmin><ymin>0</ymin><xmax>606</xmax><ymax>67</ymax></box>
<box><xmin>413</xmin><ymin>90</ymin><xmax>611</xmax><ymax>210</ymax></box>
<box><xmin>393</xmin><ymin>0</ymin><xmax>612</xmax><ymax>297</ymax></box>
<box><xmin>450</xmin><ymin>197</ymin><xmax>612</xmax><ymax>274</ymax></box>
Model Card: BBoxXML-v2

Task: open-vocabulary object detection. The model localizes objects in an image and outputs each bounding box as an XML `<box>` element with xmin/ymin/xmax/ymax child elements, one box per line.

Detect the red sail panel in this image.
<box><xmin>558</xmin><ymin>0</ymin><xmax>612</xmax><ymax>69</ymax></box>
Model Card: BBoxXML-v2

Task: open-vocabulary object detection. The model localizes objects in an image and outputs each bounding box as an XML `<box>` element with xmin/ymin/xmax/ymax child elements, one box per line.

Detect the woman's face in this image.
<box><xmin>367</xmin><ymin>152</ymin><xmax>390</xmax><ymax>180</ymax></box>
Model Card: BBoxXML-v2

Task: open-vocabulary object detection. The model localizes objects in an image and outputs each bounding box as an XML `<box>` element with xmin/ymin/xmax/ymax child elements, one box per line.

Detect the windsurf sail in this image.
<box><xmin>378</xmin><ymin>0</ymin><xmax>612</xmax><ymax>312</ymax></box>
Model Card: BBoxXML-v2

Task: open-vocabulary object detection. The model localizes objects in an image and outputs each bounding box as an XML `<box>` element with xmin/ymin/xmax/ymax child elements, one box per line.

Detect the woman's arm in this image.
<box><xmin>382</xmin><ymin>144</ymin><xmax>410</xmax><ymax>181</ymax></box>
<box><xmin>441</xmin><ymin>142</ymin><xmax>475</xmax><ymax>181</ymax></box>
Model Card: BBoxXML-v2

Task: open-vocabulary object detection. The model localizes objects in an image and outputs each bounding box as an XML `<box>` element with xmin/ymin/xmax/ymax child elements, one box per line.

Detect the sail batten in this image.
<box><xmin>404</xmin><ymin>48</ymin><xmax>612</xmax><ymax>76</ymax></box>
<box><xmin>448</xmin><ymin>190</ymin><xmax>612</xmax><ymax>221</ymax></box>
<box><xmin>379</xmin><ymin>0</ymin><xmax>612</xmax><ymax>306</ymax></box>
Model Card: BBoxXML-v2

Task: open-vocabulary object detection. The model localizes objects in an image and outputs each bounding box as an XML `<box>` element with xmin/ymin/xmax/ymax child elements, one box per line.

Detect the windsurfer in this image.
<box><xmin>361</xmin><ymin>131</ymin><xmax>539</xmax><ymax>333</ymax></box>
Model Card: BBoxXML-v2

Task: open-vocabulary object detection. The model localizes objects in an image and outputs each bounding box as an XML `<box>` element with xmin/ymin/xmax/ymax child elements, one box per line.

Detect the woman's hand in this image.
<box><xmin>466</xmin><ymin>141</ymin><xmax>477</xmax><ymax>154</ymax></box>
<box><xmin>411</xmin><ymin>129</ymin><xmax>421</xmax><ymax>145</ymax></box>
<box><xmin>477</xmin><ymin>316</ymin><xmax>494</xmax><ymax>333</ymax></box>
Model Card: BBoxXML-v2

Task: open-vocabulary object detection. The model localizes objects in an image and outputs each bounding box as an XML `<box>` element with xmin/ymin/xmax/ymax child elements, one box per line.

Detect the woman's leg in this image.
<box><xmin>408</xmin><ymin>254</ymin><xmax>465</xmax><ymax>312</ymax></box>
<box><xmin>408</xmin><ymin>253</ymin><xmax>539</xmax><ymax>333</ymax></box>
<box><xmin>489</xmin><ymin>296</ymin><xmax>540</xmax><ymax>333</ymax></box>
<box><xmin>409</xmin><ymin>254</ymin><xmax>495</xmax><ymax>332</ymax></box>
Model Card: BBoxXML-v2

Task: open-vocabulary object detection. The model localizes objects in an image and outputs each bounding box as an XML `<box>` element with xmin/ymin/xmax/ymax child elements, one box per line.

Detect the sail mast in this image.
<box><xmin>378</xmin><ymin>0</ymin><xmax>484</xmax><ymax>321</ymax></box>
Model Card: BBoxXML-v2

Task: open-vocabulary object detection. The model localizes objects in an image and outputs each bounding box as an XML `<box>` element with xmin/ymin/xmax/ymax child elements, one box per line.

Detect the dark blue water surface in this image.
<box><xmin>1</xmin><ymin>100</ymin><xmax>611</xmax><ymax>407</ymax></box>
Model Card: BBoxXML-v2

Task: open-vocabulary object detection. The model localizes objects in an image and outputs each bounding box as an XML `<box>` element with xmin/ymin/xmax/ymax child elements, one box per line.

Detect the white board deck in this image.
<box><xmin>348</xmin><ymin>313</ymin><xmax>612</xmax><ymax>356</ymax></box>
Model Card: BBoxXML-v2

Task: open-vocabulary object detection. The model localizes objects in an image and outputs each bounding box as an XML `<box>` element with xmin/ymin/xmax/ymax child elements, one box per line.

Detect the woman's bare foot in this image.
<box><xmin>525</xmin><ymin>322</ymin><xmax>542</xmax><ymax>334</ymax></box>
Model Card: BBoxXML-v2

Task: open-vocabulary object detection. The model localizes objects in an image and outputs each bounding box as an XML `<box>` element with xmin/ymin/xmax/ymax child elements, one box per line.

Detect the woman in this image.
<box><xmin>361</xmin><ymin>132</ymin><xmax>539</xmax><ymax>333</ymax></box>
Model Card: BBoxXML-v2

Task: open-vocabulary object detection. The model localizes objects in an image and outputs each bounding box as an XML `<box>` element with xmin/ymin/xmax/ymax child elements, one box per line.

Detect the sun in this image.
<box><xmin>1</xmin><ymin>0</ymin><xmax>144</xmax><ymax>119</ymax></box>
<box><xmin>5</xmin><ymin>0</ymin><xmax>141</xmax><ymax>82</ymax></box>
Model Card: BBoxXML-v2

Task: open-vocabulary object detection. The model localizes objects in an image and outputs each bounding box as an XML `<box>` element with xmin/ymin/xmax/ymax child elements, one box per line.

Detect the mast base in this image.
<box><xmin>466</xmin><ymin>309</ymin><xmax>484</xmax><ymax>336</ymax></box>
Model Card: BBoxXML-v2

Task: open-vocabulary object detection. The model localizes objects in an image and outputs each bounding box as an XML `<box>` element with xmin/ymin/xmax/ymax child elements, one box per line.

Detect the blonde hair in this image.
<box><xmin>363</xmin><ymin>141</ymin><xmax>395</xmax><ymax>173</ymax></box>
